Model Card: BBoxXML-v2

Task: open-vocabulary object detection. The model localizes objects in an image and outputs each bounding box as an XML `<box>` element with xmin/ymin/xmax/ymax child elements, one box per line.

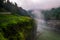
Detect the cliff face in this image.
<box><xmin>0</xmin><ymin>14</ymin><xmax>35</xmax><ymax>40</ymax></box>
<box><xmin>0</xmin><ymin>0</ymin><xmax>36</xmax><ymax>40</ymax></box>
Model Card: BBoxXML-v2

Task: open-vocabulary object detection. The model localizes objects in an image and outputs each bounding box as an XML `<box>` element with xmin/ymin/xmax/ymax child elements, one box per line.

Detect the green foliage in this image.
<box><xmin>0</xmin><ymin>32</ymin><xmax>7</xmax><ymax>40</ymax></box>
<box><xmin>42</xmin><ymin>7</ymin><xmax>60</xmax><ymax>20</ymax></box>
<box><xmin>0</xmin><ymin>14</ymin><xmax>31</xmax><ymax>27</ymax></box>
<box><xmin>0</xmin><ymin>14</ymin><xmax>34</xmax><ymax>40</ymax></box>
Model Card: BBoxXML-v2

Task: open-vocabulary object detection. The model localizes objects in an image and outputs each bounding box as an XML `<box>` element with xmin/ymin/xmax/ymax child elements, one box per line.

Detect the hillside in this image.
<box><xmin>0</xmin><ymin>14</ymin><xmax>35</xmax><ymax>40</ymax></box>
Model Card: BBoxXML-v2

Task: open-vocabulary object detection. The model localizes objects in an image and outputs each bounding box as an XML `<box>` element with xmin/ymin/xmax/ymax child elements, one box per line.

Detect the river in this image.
<box><xmin>31</xmin><ymin>10</ymin><xmax>60</xmax><ymax>40</ymax></box>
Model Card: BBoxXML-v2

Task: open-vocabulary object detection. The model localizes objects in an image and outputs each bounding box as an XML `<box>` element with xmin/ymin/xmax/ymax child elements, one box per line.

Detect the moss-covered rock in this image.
<box><xmin>0</xmin><ymin>14</ymin><xmax>35</xmax><ymax>40</ymax></box>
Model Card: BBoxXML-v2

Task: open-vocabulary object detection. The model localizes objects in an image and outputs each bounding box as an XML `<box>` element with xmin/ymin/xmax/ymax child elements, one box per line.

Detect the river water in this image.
<box><xmin>31</xmin><ymin>10</ymin><xmax>60</xmax><ymax>40</ymax></box>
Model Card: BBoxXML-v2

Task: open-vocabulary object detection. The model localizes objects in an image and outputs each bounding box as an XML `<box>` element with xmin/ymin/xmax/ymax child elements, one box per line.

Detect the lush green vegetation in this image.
<box><xmin>0</xmin><ymin>14</ymin><xmax>34</xmax><ymax>40</ymax></box>
<box><xmin>0</xmin><ymin>0</ymin><xmax>36</xmax><ymax>40</ymax></box>
<box><xmin>42</xmin><ymin>7</ymin><xmax>60</xmax><ymax>20</ymax></box>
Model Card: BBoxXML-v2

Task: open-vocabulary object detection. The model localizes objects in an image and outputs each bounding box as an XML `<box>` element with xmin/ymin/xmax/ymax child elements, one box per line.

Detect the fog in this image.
<box><xmin>9</xmin><ymin>0</ymin><xmax>60</xmax><ymax>10</ymax></box>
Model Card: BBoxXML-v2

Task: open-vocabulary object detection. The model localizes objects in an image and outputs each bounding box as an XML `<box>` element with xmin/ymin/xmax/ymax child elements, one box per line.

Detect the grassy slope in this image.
<box><xmin>0</xmin><ymin>14</ymin><xmax>34</xmax><ymax>40</ymax></box>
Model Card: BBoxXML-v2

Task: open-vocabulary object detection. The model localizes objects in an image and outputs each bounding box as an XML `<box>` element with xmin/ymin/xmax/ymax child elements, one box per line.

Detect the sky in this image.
<box><xmin>9</xmin><ymin>0</ymin><xmax>60</xmax><ymax>10</ymax></box>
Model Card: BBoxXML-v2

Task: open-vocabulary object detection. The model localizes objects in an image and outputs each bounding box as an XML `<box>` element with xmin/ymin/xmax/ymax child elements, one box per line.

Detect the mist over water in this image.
<box><xmin>31</xmin><ymin>10</ymin><xmax>47</xmax><ymax>33</ymax></box>
<box><xmin>31</xmin><ymin>10</ymin><xmax>60</xmax><ymax>40</ymax></box>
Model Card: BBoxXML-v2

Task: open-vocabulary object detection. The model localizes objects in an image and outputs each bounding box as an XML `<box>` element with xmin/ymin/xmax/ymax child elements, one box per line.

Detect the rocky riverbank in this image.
<box><xmin>46</xmin><ymin>20</ymin><xmax>60</xmax><ymax>31</ymax></box>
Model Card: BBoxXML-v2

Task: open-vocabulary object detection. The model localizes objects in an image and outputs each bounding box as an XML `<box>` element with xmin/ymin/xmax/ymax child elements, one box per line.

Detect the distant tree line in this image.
<box><xmin>0</xmin><ymin>0</ymin><xmax>30</xmax><ymax>16</ymax></box>
<box><xmin>42</xmin><ymin>7</ymin><xmax>60</xmax><ymax>20</ymax></box>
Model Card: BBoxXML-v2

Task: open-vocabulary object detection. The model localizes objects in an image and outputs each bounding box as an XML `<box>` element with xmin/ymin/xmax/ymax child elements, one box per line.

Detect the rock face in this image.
<box><xmin>47</xmin><ymin>20</ymin><xmax>60</xmax><ymax>30</ymax></box>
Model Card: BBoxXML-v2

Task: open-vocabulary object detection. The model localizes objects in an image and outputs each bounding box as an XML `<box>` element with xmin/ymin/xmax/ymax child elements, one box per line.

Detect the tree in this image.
<box><xmin>0</xmin><ymin>0</ymin><xmax>5</xmax><ymax>8</ymax></box>
<box><xmin>42</xmin><ymin>7</ymin><xmax>60</xmax><ymax>20</ymax></box>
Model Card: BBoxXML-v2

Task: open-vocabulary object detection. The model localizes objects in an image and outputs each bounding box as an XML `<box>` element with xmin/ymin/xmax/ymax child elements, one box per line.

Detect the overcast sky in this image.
<box><xmin>9</xmin><ymin>0</ymin><xmax>60</xmax><ymax>10</ymax></box>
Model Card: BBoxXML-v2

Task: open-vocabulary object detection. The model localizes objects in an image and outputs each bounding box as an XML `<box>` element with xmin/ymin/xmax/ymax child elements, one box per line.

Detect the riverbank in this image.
<box><xmin>46</xmin><ymin>20</ymin><xmax>60</xmax><ymax>31</ymax></box>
